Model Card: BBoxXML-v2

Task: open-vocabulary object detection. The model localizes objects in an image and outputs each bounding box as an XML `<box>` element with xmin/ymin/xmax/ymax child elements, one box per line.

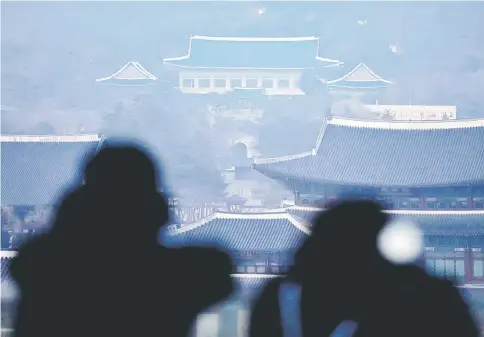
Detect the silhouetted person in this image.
<box><xmin>250</xmin><ymin>200</ymin><xmax>478</xmax><ymax>337</ymax></box>
<box><xmin>10</xmin><ymin>144</ymin><xmax>234</xmax><ymax>337</ymax></box>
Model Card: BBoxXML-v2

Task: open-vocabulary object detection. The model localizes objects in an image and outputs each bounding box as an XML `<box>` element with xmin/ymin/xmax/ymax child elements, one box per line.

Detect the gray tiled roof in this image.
<box><xmin>288</xmin><ymin>207</ymin><xmax>484</xmax><ymax>236</ymax></box>
<box><xmin>168</xmin><ymin>212</ymin><xmax>309</xmax><ymax>252</ymax></box>
<box><xmin>163</xmin><ymin>36</ymin><xmax>341</xmax><ymax>69</ymax></box>
<box><xmin>254</xmin><ymin>119</ymin><xmax>484</xmax><ymax>187</ymax></box>
<box><xmin>1</xmin><ymin>257</ymin><xmax>12</xmax><ymax>283</ymax></box>
<box><xmin>1</xmin><ymin>135</ymin><xmax>103</xmax><ymax>206</ymax></box>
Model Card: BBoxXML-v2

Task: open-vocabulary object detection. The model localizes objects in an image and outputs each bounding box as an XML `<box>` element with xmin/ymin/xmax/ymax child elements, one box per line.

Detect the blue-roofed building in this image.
<box><xmin>325</xmin><ymin>62</ymin><xmax>392</xmax><ymax>101</ymax></box>
<box><xmin>163</xmin><ymin>36</ymin><xmax>342</xmax><ymax>96</ymax></box>
<box><xmin>1</xmin><ymin>134</ymin><xmax>104</xmax><ymax>230</ymax></box>
<box><xmin>95</xmin><ymin>61</ymin><xmax>159</xmax><ymax>86</ymax></box>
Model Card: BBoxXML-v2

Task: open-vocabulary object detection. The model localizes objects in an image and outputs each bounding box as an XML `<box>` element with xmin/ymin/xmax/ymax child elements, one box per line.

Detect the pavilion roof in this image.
<box><xmin>254</xmin><ymin>117</ymin><xmax>484</xmax><ymax>187</ymax></box>
<box><xmin>163</xmin><ymin>36</ymin><xmax>342</xmax><ymax>70</ymax></box>
<box><xmin>326</xmin><ymin>62</ymin><xmax>392</xmax><ymax>90</ymax></box>
<box><xmin>1</xmin><ymin>134</ymin><xmax>104</xmax><ymax>206</ymax></box>
<box><xmin>95</xmin><ymin>61</ymin><xmax>159</xmax><ymax>86</ymax></box>
<box><xmin>167</xmin><ymin>210</ymin><xmax>310</xmax><ymax>252</ymax></box>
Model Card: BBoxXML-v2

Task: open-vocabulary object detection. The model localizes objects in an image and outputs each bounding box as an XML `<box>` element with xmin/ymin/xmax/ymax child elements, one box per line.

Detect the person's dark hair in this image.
<box><xmin>84</xmin><ymin>145</ymin><xmax>158</xmax><ymax>193</ymax></box>
<box><xmin>83</xmin><ymin>144</ymin><xmax>170</xmax><ymax>239</ymax></box>
<box><xmin>292</xmin><ymin>199</ymin><xmax>388</xmax><ymax>281</ymax></box>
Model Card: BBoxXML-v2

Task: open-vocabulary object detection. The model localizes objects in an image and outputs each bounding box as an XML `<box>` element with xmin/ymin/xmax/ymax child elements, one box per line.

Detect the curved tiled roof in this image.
<box><xmin>163</xmin><ymin>36</ymin><xmax>342</xmax><ymax>69</ymax></box>
<box><xmin>1</xmin><ymin>135</ymin><xmax>103</xmax><ymax>205</ymax></box>
<box><xmin>168</xmin><ymin>211</ymin><xmax>310</xmax><ymax>252</ymax></box>
<box><xmin>254</xmin><ymin>118</ymin><xmax>484</xmax><ymax>187</ymax></box>
<box><xmin>288</xmin><ymin>206</ymin><xmax>484</xmax><ymax>236</ymax></box>
<box><xmin>326</xmin><ymin>62</ymin><xmax>392</xmax><ymax>90</ymax></box>
<box><xmin>95</xmin><ymin>61</ymin><xmax>159</xmax><ymax>86</ymax></box>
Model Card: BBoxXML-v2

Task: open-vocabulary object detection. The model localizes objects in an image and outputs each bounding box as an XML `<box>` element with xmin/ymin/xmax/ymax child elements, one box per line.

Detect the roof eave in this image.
<box><xmin>254</xmin><ymin>168</ymin><xmax>484</xmax><ymax>188</ymax></box>
<box><xmin>163</xmin><ymin>61</ymin><xmax>314</xmax><ymax>70</ymax></box>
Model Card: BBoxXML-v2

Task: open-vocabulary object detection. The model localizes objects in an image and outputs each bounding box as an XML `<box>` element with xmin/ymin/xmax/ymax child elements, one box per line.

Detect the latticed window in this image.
<box><xmin>473</xmin><ymin>260</ymin><xmax>484</xmax><ymax>278</ymax></box>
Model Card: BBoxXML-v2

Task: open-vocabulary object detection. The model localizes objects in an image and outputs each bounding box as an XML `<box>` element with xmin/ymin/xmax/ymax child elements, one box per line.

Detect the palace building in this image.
<box><xmin>163</xmin><ymin>36</ymin><xmax>343</xmax><ymax>96</ymax></box>
<box><xmin>2</xmin><ymin>118</ymin><xmax>484</xmax><ymax>336</ymax></box>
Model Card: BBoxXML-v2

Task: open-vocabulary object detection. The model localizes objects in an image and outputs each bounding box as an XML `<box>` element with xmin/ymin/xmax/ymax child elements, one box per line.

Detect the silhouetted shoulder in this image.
<box><xmin>175</xmin><ymin>247</ymin><xmax>234</xmax><ymax>309</ymax></box>
<box><xmin>249</xmin><ymin>277</ymin><xmax>285</xmax><ymax>337</ymax></box>
<box><xmin>9</xmin><ymin>235</ymin><xmax>53</xmax><ymax>288</ymax></box>
<box><xmin>427</xmin><ymin>278</ymin><xmax>479</xmax><ymax>337</ymax></box>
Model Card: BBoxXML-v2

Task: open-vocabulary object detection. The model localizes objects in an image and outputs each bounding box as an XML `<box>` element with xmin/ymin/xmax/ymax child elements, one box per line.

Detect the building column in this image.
<box><xmin>464</xmin><ymin>242</ymin><xmax>473</xmax><ymax>282</ymax></box>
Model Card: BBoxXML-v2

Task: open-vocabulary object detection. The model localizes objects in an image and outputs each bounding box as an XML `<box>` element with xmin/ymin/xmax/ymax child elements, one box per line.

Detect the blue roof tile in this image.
<box><xmin>168</xmin><ymin>212</ymin><xmax>309</xmax><ymax>252</ymax></box>
<box><xmin>1</xmin><ymin>135</ymin><xmax>103</xmax><ymax>206</ymax></box>
<box><xmin>288</xmin><ymin>207</ymin><xmax>484</xmax><ymax>237</ymax></box>
<box><xmin>163</xmin><ymin>36</ymin><xmax>342</xmax><ymax>69</ymax></box>
<box><xmin>255</xmin><ymin>119</ymin><xmax>484</xmax><ymax>187</ymax></box>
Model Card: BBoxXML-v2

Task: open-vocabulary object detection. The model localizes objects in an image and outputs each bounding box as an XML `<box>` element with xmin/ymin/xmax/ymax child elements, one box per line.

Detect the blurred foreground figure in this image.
<box><xmin>10</xmin><ymin>144</ymin><xmax>234</xmax><ymax>337</ymax></box>
<box><xmin>250</xmin><ymin>200</ymin><xmax>478</xmax><ymax>337</ymax></box>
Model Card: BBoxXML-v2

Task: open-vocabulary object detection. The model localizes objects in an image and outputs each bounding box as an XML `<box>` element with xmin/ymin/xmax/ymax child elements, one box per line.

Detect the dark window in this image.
<box><xmin>437</xmin><ymin>201</ymin><xmax>448</xmax><ymax>209</ymax></box>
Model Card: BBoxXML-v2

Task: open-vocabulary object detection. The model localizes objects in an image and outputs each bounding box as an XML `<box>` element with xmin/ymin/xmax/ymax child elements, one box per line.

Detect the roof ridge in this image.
<box><xmin>95</xmin><ymin>61</ymin><xmax>158</xmax><ymax>82</ymax></box>
<box><xmin>288</xmin><ymin>206</ymin><xmax>484</xmax><ymax>216</ymax></box>
<box><xmin>0</xmin><ymin>134</ymin><xmax>102</xmax><ymax>143</ymax></box>
<box><xmin>191</xmin><ymin>36</ymin><xmax>319</xmax><ymax>42</ymax></box>
<box><xmin>329</xmin><ymin>117</ymin><xmax>484</xmax><ymax>130</ymax></box>
<box><xmin>315</xmin><ymin>117</ymin><xmax>330</xmax><ymax>153</ymax></box>
<box><xmin>170</xmin><ymin>211</ymin><xmax>219</xmax><ymax>235</ymax></box>
<box><xmin>326</xmin><ymin>62</ymin><xmax>391</xmax><ymax>84</ymax></box>
<box><xmin>286</xmin><ymin>214</ymin><xmax>311</xmax><ymax>235</ymax></box>
<box><xmin>0</xmin><ymin>251</ymin><xmax>17</xmax><ymax>258</ymax></box>
<box><xmin>253</xmin><ymin>150</ymin><xmax>315</xmax><ymax>165</ymax></box>
<box><xmin>132</xmin><ymin>61</ymin><xmax>158</xmax><ymax>80</ymax></box>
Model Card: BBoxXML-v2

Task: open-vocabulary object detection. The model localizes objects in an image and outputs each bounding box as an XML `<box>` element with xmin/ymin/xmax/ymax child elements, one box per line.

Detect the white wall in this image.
<box><xmin>178</xmin><ymin>70</ymin><xmax>305</xmax><ymax>95</ymax></box>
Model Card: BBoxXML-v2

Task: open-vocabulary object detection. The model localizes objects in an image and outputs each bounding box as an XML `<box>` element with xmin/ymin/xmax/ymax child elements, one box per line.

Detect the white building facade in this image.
<box><xmin>163</xmin><ymin>36</ymin><xmax>342</xmax><ymax>96</ymax></box>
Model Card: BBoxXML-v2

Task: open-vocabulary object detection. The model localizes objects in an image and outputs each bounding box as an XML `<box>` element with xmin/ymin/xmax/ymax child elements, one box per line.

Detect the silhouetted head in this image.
<box><xmin>82</xmin><ymin>144</ymin><xmax>169</xmax><ymax>244</ymax></box>
<box><xmin>85</xmin><ymin>145</ymin><xmax>158</xmax><ymax>195</ymax></box>
<box><xmin>294</xmin><ymin>199</ymin><xmax>389</xmax><ymax>282</ymax></box>
<box><xmin>50</xmin><ymin>187</ymin><xmax>89</xmax><ymax>238</ymax></box>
